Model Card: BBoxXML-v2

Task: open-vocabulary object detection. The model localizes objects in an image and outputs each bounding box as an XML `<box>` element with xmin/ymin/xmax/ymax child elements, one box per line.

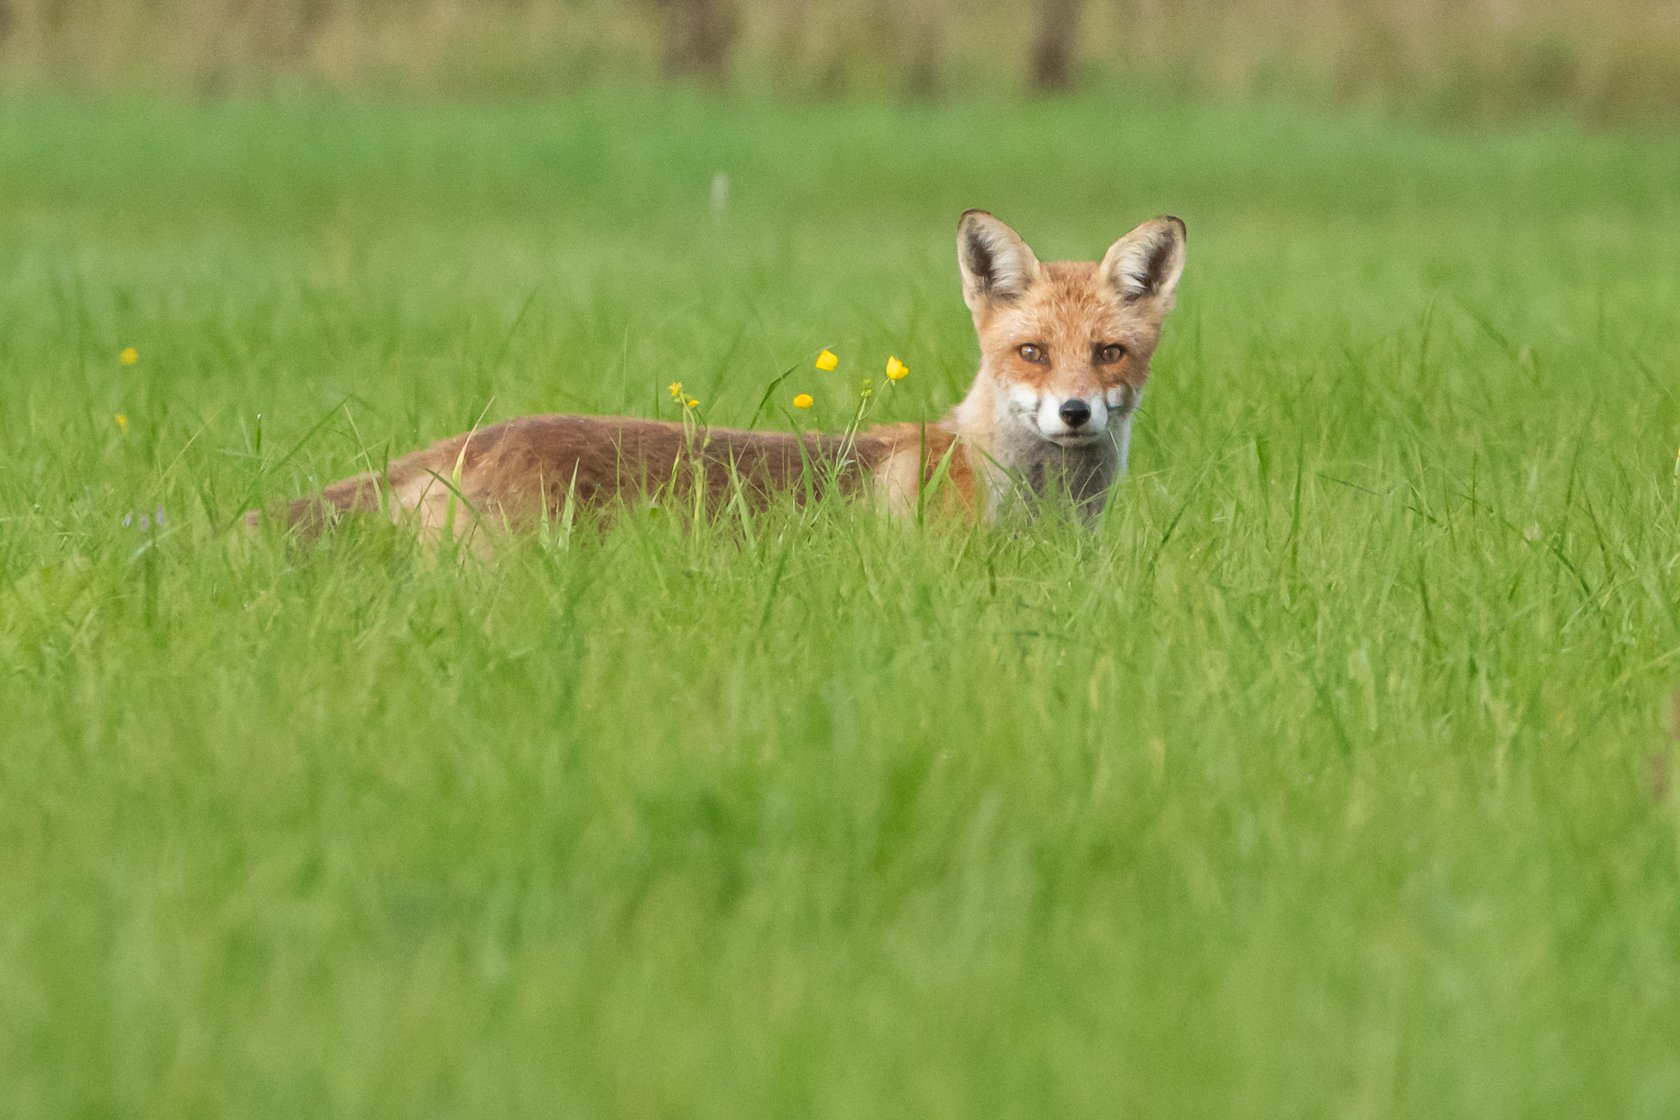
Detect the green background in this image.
<box><xmin>3</xmin><ymin>90</ymin><xmax>1680</xmax><ymax>1116</ymax></box>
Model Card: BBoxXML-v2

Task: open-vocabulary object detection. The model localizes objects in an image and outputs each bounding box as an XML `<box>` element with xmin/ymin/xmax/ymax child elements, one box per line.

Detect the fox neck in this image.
<box><xmin>949</xmin><ymin>366</ymin><xmax>1133</xmax><ymax>519</ymax></box>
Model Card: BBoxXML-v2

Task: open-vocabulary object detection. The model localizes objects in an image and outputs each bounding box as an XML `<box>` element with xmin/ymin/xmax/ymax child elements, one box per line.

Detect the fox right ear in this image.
<box><xmin>957</xmin><ymin>210</ymin><xmax>1041</xmax><ymax>312</ymax></box>
<box><xmin>1101</xmin><ymin>216</ymin><xmax>1187</xmax><ymax>308</ymax></box>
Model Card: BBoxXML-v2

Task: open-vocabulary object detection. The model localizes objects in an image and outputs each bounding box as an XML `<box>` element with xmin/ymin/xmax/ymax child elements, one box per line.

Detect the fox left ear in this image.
<box><xmin>1101</xmin><ymin>216</ymin><xmax>1187</xmax><ymax>307</ymax></box>
<box><xmin>957</xmin><ymin>210</ymin><xmax>1042</xmax><ymax>313</ymax></box>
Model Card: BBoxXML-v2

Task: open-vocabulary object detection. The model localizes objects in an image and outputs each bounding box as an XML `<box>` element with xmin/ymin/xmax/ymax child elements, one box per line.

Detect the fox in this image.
<box><xmin>251</xmin><ymin>210</ymin><xmax>1186</xmax><ymax>538</ymax></box>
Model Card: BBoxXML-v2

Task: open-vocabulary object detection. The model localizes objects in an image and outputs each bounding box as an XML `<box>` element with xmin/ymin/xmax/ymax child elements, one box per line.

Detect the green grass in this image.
<box><xmin>3</xmin><ymin>88</ymin><xmax>1680</xmax><ymax>1118</ymax></box>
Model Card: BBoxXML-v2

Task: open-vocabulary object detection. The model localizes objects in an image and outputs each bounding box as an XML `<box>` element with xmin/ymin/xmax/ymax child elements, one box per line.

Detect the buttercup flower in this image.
<box><xmin>792</xmin><ymin>393</ymin><xmax>814</xmax><ymax>409</ymax></box>
<box><xmin>115</xmin><ymin>414</ymin><xmax>130</xmax><ymax>434</ymax></box>
<box><xmin>119</xmin><ymin>347</ymin><xmax>139</xmax><ymax>365</ymax></box>
<box><xmin>815</xmin><ymin>349</ymin><xmax>838</xmax><ymax>371</ymax></box>
<box><xmin>668</xmin><ymin>381</ymin><xmax>684</xmax><ymax>400</ymax></box>
<box><xmin>885</xmin><ymin>355</ymin><xmax>909</xmax><ymax>381</ymax></box>
<box><xmin>685</xmin><ymin>397</ymin><xmax>700</xmax><ymax>409</ymax></box>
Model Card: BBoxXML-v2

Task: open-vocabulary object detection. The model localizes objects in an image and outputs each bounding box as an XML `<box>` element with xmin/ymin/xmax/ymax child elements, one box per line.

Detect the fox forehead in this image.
<box><xmin>976</xmin><ymin>261</ymin><xmax>1160</xmax><ymax>371</ymax></box>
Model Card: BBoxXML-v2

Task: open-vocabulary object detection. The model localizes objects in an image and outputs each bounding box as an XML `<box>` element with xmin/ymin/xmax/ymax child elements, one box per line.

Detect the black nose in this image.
<box><xmin>1059</xmin><ymin>399</ymin><xmax>1092</xmax><ymax>428</ymax></box>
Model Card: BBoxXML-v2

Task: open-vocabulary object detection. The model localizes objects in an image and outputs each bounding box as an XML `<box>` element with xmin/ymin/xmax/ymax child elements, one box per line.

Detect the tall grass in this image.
<box><xmin>3</xmin><ymin>0</ymin><xmax>1680</xmax><ymax>121</ymax></box>
<box><xmin>2</xmin><ymin>89</ymin><xmax>1679</xmax><ymax>1116</ymax></box>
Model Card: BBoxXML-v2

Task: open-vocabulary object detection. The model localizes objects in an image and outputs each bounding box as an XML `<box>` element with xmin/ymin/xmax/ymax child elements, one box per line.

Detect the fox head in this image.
<box><xmin>956</xmin><ymin>210</ymin><xmax>1186</xmax><ymax>450</ymax></box>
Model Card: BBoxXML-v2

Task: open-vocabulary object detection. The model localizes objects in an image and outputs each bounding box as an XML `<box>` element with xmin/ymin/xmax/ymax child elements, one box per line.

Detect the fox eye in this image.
<box><xmin>1097</xmin><ymin>343</ymin><xmax>1127</xmax><ymax>363</ymax></box>
<box><xmin>1017</xmin><ymin>343</ymin><xmax>1047</xmax><ymax>364</ymax></box>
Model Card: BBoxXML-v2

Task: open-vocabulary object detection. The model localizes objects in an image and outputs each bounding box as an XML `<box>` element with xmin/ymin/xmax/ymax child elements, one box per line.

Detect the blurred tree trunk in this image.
<box><xmin>1029</xmin><ymin>0</ymin><xmax>1083</xmax><ymax>91</ymax></box>
<box><xmin>902</xmin><ymin>0</ymin><xmax>947</xmax><ymax>98</ymax></box>
<box><xmin>657</xmin><ymin>0</ymin><xmax>737</xmax><ymax>82</ymax></box>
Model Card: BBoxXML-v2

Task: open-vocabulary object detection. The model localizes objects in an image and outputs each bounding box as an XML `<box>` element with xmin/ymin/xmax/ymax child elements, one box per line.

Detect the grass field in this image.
<box><xmin>3</xmin><ymin>89</ymin><xmax>1680</xmax><ymax>1117</ymax></box>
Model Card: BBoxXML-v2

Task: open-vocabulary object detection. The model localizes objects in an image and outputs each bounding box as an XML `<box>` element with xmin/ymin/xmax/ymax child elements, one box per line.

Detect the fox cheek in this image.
<box><xmin>1104</xmin><ymin>384</ymin><xmax>1141</xmax><ymax>415</ymax></box>
<box><xmin>1003</xmin><ymin>382</ymin><xmax>1042</xmax><ymax>422</ymax></box>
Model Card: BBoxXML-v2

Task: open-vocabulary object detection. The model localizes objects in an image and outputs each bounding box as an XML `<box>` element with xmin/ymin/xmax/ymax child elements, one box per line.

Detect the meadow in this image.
<box><xmin>3</xmin><ymin>89</ymin><xmax>1680</xmax><ymax>1117</ymax></box>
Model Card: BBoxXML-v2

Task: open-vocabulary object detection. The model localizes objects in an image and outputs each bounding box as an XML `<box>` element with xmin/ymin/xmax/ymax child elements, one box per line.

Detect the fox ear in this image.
<box><xmin>957</xmin><ymin>210</ymin><xmax>1041</xmax><ymax>312</ymax></box>
<box><xmin>1101</xmin><ymin>216</ymin><xmax>1186</xmax><ymax>307</ymax></box>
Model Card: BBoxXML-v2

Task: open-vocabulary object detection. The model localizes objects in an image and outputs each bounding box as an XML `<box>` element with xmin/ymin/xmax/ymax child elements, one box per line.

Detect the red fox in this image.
<box><xmin>253</xmin><ymin>210</ymin><xmax>1185</xmax><ymax>538</ymax></box>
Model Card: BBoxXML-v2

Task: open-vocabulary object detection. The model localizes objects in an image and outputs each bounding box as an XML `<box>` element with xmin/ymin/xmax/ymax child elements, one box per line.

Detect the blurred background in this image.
<box><xmin>4</xmin><ymin>0</ymin><xmax>1680</xmax><ymax>123</ymax></box>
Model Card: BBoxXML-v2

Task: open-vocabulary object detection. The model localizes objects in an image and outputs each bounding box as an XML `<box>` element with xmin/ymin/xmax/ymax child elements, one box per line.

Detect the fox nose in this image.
<box><xmin>1059</xmin><ymin>399</ymin><xmax>1092</xmax><ymax>428</ymax></box>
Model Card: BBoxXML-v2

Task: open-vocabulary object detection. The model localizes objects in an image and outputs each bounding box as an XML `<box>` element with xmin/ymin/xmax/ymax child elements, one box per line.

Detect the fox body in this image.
<box><xmin>257</xmin><ymin>211</ymin><xmax>1185</xmax><ymax>537</ymax></box>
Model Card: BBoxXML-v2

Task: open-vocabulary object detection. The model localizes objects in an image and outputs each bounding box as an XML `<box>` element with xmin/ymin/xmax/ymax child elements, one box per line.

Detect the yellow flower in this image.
<box><xmin>115</xmin><ymin>413</ymin><xmax>130</xmax><ymax>434</ymax></box>
<box><xmin>885</xmin><ymin>355</ymin><xmax>909</xmax><ymax>381</ymax></box>
<box><xmin>119</xmin><ymin>347</ymin><xmax>139</xmax><ymax>365</ymax></box>
<box><xmin>815</xmin><ymin>348</ymin><xmax>838</xmax><ymax>372</ymax></box>
<box><xmin>792</xmin><ymin>392</ymin><xmax>814</xmax><ymax>409</ymax></box>
<box><xmin>668</xmin><ymin>381</ymin><xmax>684</xmax><ymax>400</ymax></box>
<box><xmin>685</xmin><ymin>397</ymin><xmax>700</xmax><ymax>409</ymax></box>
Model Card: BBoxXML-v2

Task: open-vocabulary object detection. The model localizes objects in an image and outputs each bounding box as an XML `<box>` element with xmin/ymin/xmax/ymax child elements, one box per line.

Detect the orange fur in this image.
<box><xmin>251</xmin><ymin>211</ymin><xmax>1184</xmax><ymax>539</ymax></box>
